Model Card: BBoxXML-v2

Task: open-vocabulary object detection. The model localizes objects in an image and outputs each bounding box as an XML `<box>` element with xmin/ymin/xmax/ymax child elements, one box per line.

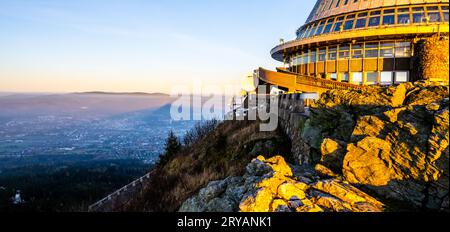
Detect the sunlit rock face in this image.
<box><xmin>180</xmin><ymin>82</ymin><xmax>448</xmax><ymax>212</ymax></box>
<box><xmin>300</xmin><ymin>82</ymin><xmax>449</xmax><ymax>211</ymax></box>
<box><xmin>179</xmin><ymin>156</ymin><xmax>384</xmax><ymax>212</ymax></box>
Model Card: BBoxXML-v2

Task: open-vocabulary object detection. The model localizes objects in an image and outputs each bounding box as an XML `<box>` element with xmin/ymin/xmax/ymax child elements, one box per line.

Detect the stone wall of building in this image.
<box><xmin>277</xmin><ymin>94</ymin><xmax>315</xmax><ymax>165</ymax></box>
<box><xmin>413</xmin><ymin>35</ymin><xmax>449</xmax><ymax>84</ymax></box>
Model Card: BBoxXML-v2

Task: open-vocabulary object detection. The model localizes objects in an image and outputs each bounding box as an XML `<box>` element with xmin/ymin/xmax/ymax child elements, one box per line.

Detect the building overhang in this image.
<box><xmin>271</xmin><ymin>24</ymin><xmax>449</xmax><ymax>62</ymax></box>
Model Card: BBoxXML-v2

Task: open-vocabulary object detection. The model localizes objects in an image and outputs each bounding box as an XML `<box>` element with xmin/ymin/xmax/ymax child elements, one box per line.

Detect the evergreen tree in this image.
<box><xmin>159</xmin><ymin>131</ymin><xmax>182</xmax><ymax>165</ymax></box>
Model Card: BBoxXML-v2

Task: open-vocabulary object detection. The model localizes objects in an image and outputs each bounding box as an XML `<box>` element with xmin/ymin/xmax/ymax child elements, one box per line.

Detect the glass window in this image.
<box><xmin>355</xmin><ymin>18</ymin><xmax>367</xmax><ymax>28</ymax></box>
<box><xmin>356</xmin><ymin>14</ymin><xmax>367</xmax><ymax>29</ymax></box>
<box><xmin>344</xmin><ymin>19</ymin><xmax>354</xmax><ymax>30</ymax></box>
<box><xmin>333</xmin><ymin>21</ymin><xmax>343</xmax><ymax>32</ymax></box>
<box><xmin>318</xmin><ymin>49</ymin><xmax>326</xmax><ymax>61</ymax></box>
<box><xmin>412</xmin><ymin>7</ymin><xmax>425</xmax><ymax>23</ymax></box>
<box><xmin>323</xmin><ymin>20</ymin><xmax>334</xmax><ymax>34</ymax></box>
<box><xmin>341</xmin><ymin>73</ymin><xmax>349</xmax><ymax>82</ymax></box>
<box><xmin>303</xmin><ymin>51</ymin><xmax>309</xmax><ymax>64</ymax></box>
<box><xmin>339</xmin><ymin>45</ymin><xmax>350</xmax><ymax>59</ymax></box>
<box><xmin>413</xmin><ymin>13</ymin><xmax>425</xmax><ymax>23</ymax></box>
<box><xmin>383</xmin><ymin>15</ymin><xmax>395</xmax><ymax>25</ymax></box>
<box><xmin>443</xmin><ymin>6</ymin><xmax>449</xmax><ymax>22</ymax></box>
<box><xmin>395</xmin><ymin>42</ymin><xmax>411</xmax><ymax>57</ymax></box>
<box><xmin>300</xmin><ymin>28</ymin><xmax>308</xmax><ymax>38</ymax></box>
<box><xmin>398</xmin><ymin>14</ymin><xmax>411</xmax><ymax>24</ymax></box>
<box><xmin>309</xmin><ymin>51</ymin><xmax>317</xmax><ymax>63</ymax></box>
<box><xmin>398</xmin><ymin>7</ymin><xmax>409</xmax><ymax>13</ymax></box>
<box><xmin>357</xmin><ymin>12</ymin><xmax>368</xmax><ymax>17</ymax></box>
<box><xmin>366</xmin><ymin>72</ymin><xmax>378</xmax><ymax>84</ymax></box>
<box><xmin>330</xmin><ymin>73</ymin><xmax>337</xmax><ymax>80</ymax></box>
<box><xmin>395</xmin><ymin>72</ymin><xmax>409</xmax><ymax>83</ymax></box>
<box><xmin>370</xmin><ymin>10</ymin><xmax>381</xmax><ymax>16</ymax></box>
<box><xmin>346</xmin><ymin>14</ymin><xmax>356</xmax><ymax>19</ymax></box>
<box><xmin>352</xmin><ymin>72</ymin><xmax>363</xmax><ymax>84</ymax></box>
<box><xmin>380</xmin><ymin>42</ymin><xmax>394</xmax><ymax>58</ymax></box>
<box><xmin>297</xmin><ymin>28</ymin><xmax>305</xmax><ymax>38</ymax></box>
<box><xmin>368</xmin><ymin>16</ymin><xmax>380</xmax><ymax>27</ymax></box>
<box><xmin>328</xmin><ymin>47</ymin><xmax>337</xmax><ymax>60</ymax></box>
<box><xmin>307</xmin><ymin>24</ymin><xmax>317</xmax><ymax>37</ymax></box>
<box><xmin>352</xmin><ymin>43</ymin><xmax>363</xmax><ymax>58</ymax></box>
<box><xmin>365</xmin><ymin>42</ymin><xmax>379</xmax><ymax>58</ymax></box>
<box><xmin>428</xmin><ymin>12</ymin><xmax>441</xmax><ymax>22</ymax></box>
<box><xmin>315</xmin><ymin>21</ymin><xmax>325</xmax><ymax>36</ymax></box>
<box><xmin>380</xmin><ymin>72</ymin><xmax>393</xmax><ymax>85</ymax></box>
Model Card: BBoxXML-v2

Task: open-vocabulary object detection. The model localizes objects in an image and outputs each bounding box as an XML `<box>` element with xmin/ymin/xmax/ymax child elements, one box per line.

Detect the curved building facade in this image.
<box><xmin>268</xmin><ymin>0</ymin><xmax>449</xmax><ymax>87</ymax></box>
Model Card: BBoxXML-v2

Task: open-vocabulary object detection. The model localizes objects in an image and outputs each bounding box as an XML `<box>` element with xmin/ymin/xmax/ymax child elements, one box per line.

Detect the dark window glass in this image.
<box><xmin>383</xmin><ymin>15</ymin><xmax>395</xmax><ymax>25</ymax></box>
<box><xmin>344</xmin><ymin>20</ymin><xmax>354</xmax><ymax>30</ymax></box>
<box><xmin>328</xmin><ymin>47</ymin><xmax>337</xmax><ymax>60</ymax></box>
<box><xmin>308</xmin><ymin>25</ymin><xmax>317</xmax><ymax>37</ymax></box>
<box><xmin>355</xmin><ymin>18</ymin><xmax>367</xmax><ymax>28</ymax></box>
<box><xmin>333</xmin><ymin>22</ymin><xmax>343</xmax><ymax>32</ymax></box>
<box><xmin>398</xmin><ymin>7</ymin><xmax>409</xmax><ymax>13</ymax></box>
<box><xmin>346</xmin><ymin>14</ymin><xmax>356</xmax><ymax>19</ymax></box>
<box><xmin>344</xmin><ymin>0</ymin><xmax>349</xmax><ymax>5</ymax></box>
<box><xmin>442</xmin><ymin>6</ymin><xmax>449</xmax><ymax>11</ymax></box>
<box><xmin>365</xmin><ymin>42</ymin><xmax>378</xmax><ymax>49</ymax></box>
<box><xmin>315</xmin><ymin>25</ymin><xmax>324</xmax><ymax>36</ymax></box>
<box><xmin>428</xmin><ymin>12</ymin><xmax>441</xmax><ymax>22</ymax></box>
<box><xmin>368</xmin><ymin>16</ymin><xmax>380</xmax><ymax>27</ymax></box>
<box><xmin>398</xmin><ymin>14</ymin><xmax>410</xmax><ymax>24</ymax></box>
<box><xmin>444</xmin><ymin>12</ymin><xmax>449</xmax><ymax>22</ymax></box>
<box><xmin>365</xmin><ymin>50</ymin><xmax>379</xmax><ymax>57</ymax></box>
<box><xmin>381</xmin><ymin>42</ymin><xmax>394</xmax><ymax>47</ymax></box>
<box><xmin>297</xmin><ymin>28</ymin><xmax>306</xmax><ymax>38</ymax></box>
<box><xmin>352</xmin><ymin>49</ymin><xmax>363</xmax><ymax>58</ymax></box>
<box><xmin>323</xmin><ymin>22</ymin><xmax>333</xmax><ymax>34</ymax></box>
<box><xmin>370</xmin><ymin>10</ymin><xmax>381</xmax><ymax>16</ymax></box>
<box><xmin>358</xmin><ymin>12</ymin><xmax>368</xmax><ymax>17</ymax></box>
<box><xmin>412</xmin><ymin>7</ymin><xmax>424</xmax><ymax>12</ymax></box>
<box><xmin>318</xmin><ymin>49</ymin><xmax>326</xmax><ymax>61</ymax></box>
<box><xmin>309</xmin><ymin>51</ymin><xmax>317</xmax><ymax>63</ymax></box>
<box><xmin>337</xmin><ymin>16</ymin><xmax>345</xmax><ymax>21</ymax></box>
<box><xmin>339</xmin><ymin>51</ymin><xmax>350</xmax><ymax>59</ymax></box>
<box><xmin>413</xmin><ymin>13</ymin><xmax>425</xmax><ymax>23</ymax></box>
<box><xmin>352</xmin><ymin>44</ymin><xmax>363</xmax><ymax>49</ymax></box>
<box><xmin>384</xmin><ymin>9</ymin><xmax>395</xmax><ymax>14</ymax></box>
<box><xmin>427</xmin><ymin>6</ymin><xmax>439</xmax><ymax>11</ymax></box>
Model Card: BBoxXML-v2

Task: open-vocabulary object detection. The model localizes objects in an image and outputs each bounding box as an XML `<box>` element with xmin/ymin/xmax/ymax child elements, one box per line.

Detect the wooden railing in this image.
<box><xmin>88</xmin><ymin>170</ymin><xmax>154</xmax><ymax>212</ymax></box>
<box><xmin>258</xmin><ymin>68</ymin><xmax>367</xmax><ymax>92</ymax></box>
<box><xmin>295</xmin><ymin>74</ymin><xmax>367</xmax><ymax>91</ymax></box>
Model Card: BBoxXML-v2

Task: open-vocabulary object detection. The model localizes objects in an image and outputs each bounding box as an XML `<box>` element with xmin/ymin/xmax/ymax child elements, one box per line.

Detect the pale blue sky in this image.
<box><xmin>0</xmin><ymin>0</ymin><xmax>315</xmax><ymax>93</ymax></box>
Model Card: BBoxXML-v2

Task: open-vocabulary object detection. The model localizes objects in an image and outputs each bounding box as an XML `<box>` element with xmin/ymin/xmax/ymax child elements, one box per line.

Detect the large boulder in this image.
<box><xmin>180</xmin><ymin>156</ymin><xmax>384</xmax><ymax>212</ymax></box>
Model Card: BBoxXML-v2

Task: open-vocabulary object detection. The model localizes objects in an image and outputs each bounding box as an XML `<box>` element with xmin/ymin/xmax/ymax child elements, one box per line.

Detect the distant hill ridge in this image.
<box><xmin>75</xmin><ymin>91</ymin><xmax>169</xmax><ymax>97</ymax></box>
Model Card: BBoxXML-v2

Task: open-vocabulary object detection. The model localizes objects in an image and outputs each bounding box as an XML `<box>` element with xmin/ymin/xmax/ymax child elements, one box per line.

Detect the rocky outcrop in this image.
<box><xmin>180</xmin><ymin>82</ymin><xmax>448</xmax><ymax>212</ymax></box>
<box><xmin>304</xmin><ymin>83</ymin><xmax>449</xmax><ymax>211</ymax></box>
<box><xmin>179</xmin><ymin>156</ymin><xmax>384</xmax><ymax>212</ymax></box>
